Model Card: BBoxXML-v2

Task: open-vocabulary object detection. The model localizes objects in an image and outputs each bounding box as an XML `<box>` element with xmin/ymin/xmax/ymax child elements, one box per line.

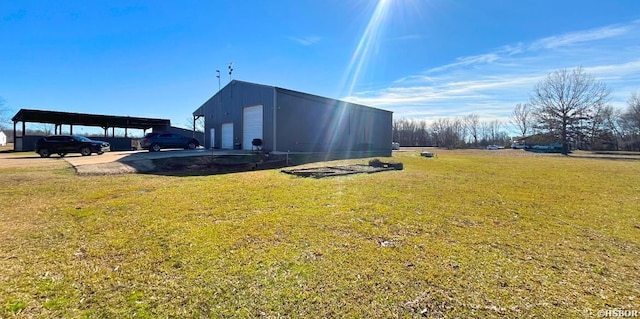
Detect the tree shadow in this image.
<box><xmin>567</xmin><ymin>154</ymin><xmax>640</xmax><ymax>161</ymax></box>
<box><xmin>139</xmin><ymin>158</ymin><xmax>290</xmax><ymax>177</ymax></box>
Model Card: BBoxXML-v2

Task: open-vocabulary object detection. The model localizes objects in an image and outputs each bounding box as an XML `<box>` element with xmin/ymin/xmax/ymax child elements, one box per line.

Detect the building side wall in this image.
<box><xmin>275</xmin><ymin>90</ymin><xmax>392</xmax><ymax>155</ymax></box>
<box><xmin>200</xmin><ymin>82</ymin><xmax>275</xmax><ymax>149</ymax></box>
<box><xmin>95</xmin><ymin>137</ymin><xmax>133</xmax><ymax>151</ymax></box>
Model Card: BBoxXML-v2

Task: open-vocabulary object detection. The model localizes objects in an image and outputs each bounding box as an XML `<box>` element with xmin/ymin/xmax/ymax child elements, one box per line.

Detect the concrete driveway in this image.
<box><xmin>63</xmin><ymin>149</ymin><xmax>209</xmax><ymax>165</ymax></box>
<box><xmin>0</xmin><ymin>148</ymin><xmax>248</xmax><ymax>174</ymax></box>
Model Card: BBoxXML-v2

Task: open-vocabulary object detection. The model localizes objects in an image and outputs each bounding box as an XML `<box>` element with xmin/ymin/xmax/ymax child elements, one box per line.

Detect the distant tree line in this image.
<box><xmin>392</xmin><ymin>116</ymin><xmax>511</xmax><ymax>149</ymax></box>
<box><xmin>393</xmin><ymin>67</ymin><xmax>640</xmax><ymax>152</ymax></box>
<box><xmin>0</xmin><ymin>97</ymin><xmax>11</xmax><ymax>131</ymax></box>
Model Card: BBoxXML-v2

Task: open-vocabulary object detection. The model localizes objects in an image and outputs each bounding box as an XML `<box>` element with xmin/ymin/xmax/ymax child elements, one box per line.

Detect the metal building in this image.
<box><xmin>192</xmin><ymin>80</ymin><xmax>392</xmax><ymax>157</ymax></box>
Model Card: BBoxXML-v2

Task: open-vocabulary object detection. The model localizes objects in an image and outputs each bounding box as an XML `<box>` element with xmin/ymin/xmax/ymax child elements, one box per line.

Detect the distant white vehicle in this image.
<box><xmin>486</xmin><ymin>145</ymin><xmax>500</xmax><ymax>150</ymax></box>
<box><xmin>392</xmin><ymin>142</ymin><xmax>400</xmax><ymax>150</ymax></box>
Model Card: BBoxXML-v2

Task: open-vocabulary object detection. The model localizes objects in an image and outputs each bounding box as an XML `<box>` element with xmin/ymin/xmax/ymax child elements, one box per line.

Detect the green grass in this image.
<box><xmin>1</xmin><ymin>150</ymin><xmax>639</xmax><ymax>318</ymax></box>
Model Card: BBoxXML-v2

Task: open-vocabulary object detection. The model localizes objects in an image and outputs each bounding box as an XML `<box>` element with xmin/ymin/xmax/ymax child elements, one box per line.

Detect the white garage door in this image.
<box><xmin>221</xmin><ymin>123</ymin><xmax>233</xmax><ymax>149</ymax></box>
<box><xmin>243</xmin><ymin>105</ymin><xmax>263</xmax><ymax>150</ymax></box>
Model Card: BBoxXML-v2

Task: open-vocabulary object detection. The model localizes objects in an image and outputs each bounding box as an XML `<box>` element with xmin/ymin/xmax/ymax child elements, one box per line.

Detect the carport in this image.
<box><xmin>11</xmin><ymin>109</ymin><xmax>171</xmax><ymax>151</ymax></box>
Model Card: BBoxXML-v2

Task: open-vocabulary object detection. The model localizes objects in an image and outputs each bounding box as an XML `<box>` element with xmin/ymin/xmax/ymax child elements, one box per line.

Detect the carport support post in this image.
<box><xmin>12</xmin><ymin>121</ymin><xmax>17</xmax><ymax>151</ymax></box>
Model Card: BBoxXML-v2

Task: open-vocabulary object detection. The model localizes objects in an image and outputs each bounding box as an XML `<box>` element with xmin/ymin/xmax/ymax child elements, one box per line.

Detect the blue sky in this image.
<box><xmin>2</xmin><ymin>0</ymin><xmax>640</xmax><ymax>132</ymax></box>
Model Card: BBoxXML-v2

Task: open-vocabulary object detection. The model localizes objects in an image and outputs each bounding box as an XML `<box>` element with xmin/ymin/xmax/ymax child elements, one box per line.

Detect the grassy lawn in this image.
<box><xmin>1</xmin><ymin>150</ymin><xmax>639</xmax><ymax>318</ymax></box>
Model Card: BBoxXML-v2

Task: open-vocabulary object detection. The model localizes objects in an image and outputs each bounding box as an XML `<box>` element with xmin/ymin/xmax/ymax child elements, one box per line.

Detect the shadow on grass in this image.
<box><xmin>126</xmin><ymin>151</ymin><xmax>390</xmax><ymax>177</ymax></box>
<box><xmin>568</xmin><ymin>154</ymin><xmax>640</xmax><ymax>162</ymax></box>
<box><xmin>141</xmin><ymin>160</ymin><xmax>290</xmax><ymax>177</ymax></box>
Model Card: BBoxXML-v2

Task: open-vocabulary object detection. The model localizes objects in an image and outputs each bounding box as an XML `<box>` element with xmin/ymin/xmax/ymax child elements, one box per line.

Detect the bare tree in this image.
<box><xmin>530</xmin><ymin>67</ymin><xmax>611</xmax><ymax>154</ymax></box>
<box><xmin>488</xmin><ymin>120</ymin><xmax>502</xmax><ymax>143</ymax></box>
<box><xmin>601</xmin><ymin>105</ymin><xmax>623</xmax><ymax>146</ymax></box>
<box><xmin>464</xmin><ymin>113</ymin><xmax>480</xmax><ymax>147</ymax></box>
<box><xmin>0</xmin><ymin>97</ymin><xmax>12</xmax><ymax>130</ymax></box>
<box><xmin>185</xmin><ymin>116</ymin><xmax>205</xmax><ymax>133</ymax></box>
<box><xmin>37</xmin><ymin>123</ymin><xmax>55</xmax><ymax>135</ymax></box>
<box><xmin>577</xmin><ymin>103</ymin><xmax>618</xmax><ymax>150</ymax></box>
<box><xmin>392</xmin><ymin>118</ymin><xmax>436</xmax><ymax>146</ymax></box>
<box><xmin>619</xmin><ymin>92</ymin><xmax>640</xmax><ymax>150</ymax></box>
<box><xmin>510</xmin><ymin>103</ymin><xmax>532</xmax><ymax>137</ymax></box>
<box><xmin>624</xmin><ymin>92</ymin><xmax>640</xmax><ymax>133</ymax></box>
<box><xmin>431</xmin><ymin>118</ymin><xmax>464</xmax><ymax>149</ymax></box>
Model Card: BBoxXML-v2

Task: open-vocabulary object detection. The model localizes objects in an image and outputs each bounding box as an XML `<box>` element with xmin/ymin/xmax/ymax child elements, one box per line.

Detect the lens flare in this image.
<box><xmin>342</xmin><ymin>0</ymin><xmax>392</xmax><ymax>96</ymax></box>
<box><xmin>312</xmin><ymin>0</ymin><xmax>393</xmax><ymax>159</ymax></box>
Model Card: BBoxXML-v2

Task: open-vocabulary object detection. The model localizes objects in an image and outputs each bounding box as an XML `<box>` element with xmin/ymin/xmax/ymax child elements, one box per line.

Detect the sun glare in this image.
<box><xmin>312</xmin><ymin>0</ymin><xmax>410</xmax><ymax>158</ymax></box>
<box><xmin>342</xmin><ymin>0</ymin><xmax>393</xmax><ymax>97</ymax></box>
<box><xmin>311</xmin><ymin>0</ymin><xmax>393</xmax><ymax>159</ymax></box>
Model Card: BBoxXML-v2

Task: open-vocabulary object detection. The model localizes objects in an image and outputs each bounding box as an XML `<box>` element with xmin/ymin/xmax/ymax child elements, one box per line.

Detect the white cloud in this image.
<box><xmin>530</xmin><ymin>24</ymin><xmax>632</xmax><ymax>50</ymax></box>
<box><xmin>426</xmin><ymin>44</ymin><xmax>525</xmax><ymax>74</ymax></box>
<box><xmin>426</xmin><ymin>53</ymin><xmax>500</xmax><ymax>73</ymax></box>
<box><xmin>347</xmin><ymin>20</ymin><xmax>640</xmax><ymax>121</ymax></box>
<box><xmin>585</xmin><ymin>59</ymin><xmax>640</xmax><ymax>78</ymax></box>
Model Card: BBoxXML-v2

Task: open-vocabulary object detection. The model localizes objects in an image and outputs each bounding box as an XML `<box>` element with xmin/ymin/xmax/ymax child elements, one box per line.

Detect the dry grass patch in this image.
<box><xmin>1</xmin><ymin>149</ymin><xmax>639</xmax><ymax>317</ymax></box>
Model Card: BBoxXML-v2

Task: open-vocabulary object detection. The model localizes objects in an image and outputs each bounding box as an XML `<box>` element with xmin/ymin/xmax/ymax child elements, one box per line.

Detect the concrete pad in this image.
<box><xmin>65</xmin><ymin>149</ymin><xmax>255</xmax><ymax>175</ymax></box>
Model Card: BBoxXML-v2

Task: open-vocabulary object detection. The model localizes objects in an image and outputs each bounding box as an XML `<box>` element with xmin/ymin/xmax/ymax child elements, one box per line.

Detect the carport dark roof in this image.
<box><xmin>12</xmin><ymin>109</ymin><xmax>171</xmax><ymax>130</ymax></box>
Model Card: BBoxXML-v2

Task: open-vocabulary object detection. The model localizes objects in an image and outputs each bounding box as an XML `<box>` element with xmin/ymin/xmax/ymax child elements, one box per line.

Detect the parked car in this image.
<box><xmin>35</xmin><ymin>135</ymin><xmax>110</xmax><ymax>158</ymax></box>
<box><xmin>141</xmin><ymin>132</ymin><xmax>200</xmax><ymax>152</ymax></box>
<box><xmin>486</xmin><ymin>144</ymin><xmax>500</xmax><ymax>150</ymax></box>
<box><xmin>392</xmin><ymin>142</ymin><xmax>400</xmax><ymax>150</ymax></box>
<box><xmin>511</xmin><ymin>142</ymin><xmax>526</xmax><ymax>149</ymax></box>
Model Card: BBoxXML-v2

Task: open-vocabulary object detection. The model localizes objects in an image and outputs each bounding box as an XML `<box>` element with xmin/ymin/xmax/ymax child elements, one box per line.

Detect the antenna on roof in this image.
<box><xmin>228</xmin><ymin>62</ymin><xmax>234</xmax><ymax>82</ymax></box>
<box><xmin>216</xmin><ymin>70</ymin><xmax>221</xmax><ymax>91</ymax></box>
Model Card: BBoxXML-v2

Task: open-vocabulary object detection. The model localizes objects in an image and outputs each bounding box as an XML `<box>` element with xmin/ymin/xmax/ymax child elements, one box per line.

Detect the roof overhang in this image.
<box><xmin>11</xmin><ymin>109</ymin><xmax>171</xmax><ymax>130</ymax></box>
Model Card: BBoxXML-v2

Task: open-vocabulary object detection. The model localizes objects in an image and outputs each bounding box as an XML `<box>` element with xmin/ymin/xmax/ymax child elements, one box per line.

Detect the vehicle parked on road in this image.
<box><xmin>511</xmin><ymin>142</ymin><xmax>526</xmax><ymax>149</ymax></box>
<box><xmin>35</xmin><ymin>135</ymin><xmax>110</xmax><ymax>158</ymax></box>
<box><xmin>141</xmin><ymin>132</ymin><xmax>200</xmax><ymax>152</ymax></box>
